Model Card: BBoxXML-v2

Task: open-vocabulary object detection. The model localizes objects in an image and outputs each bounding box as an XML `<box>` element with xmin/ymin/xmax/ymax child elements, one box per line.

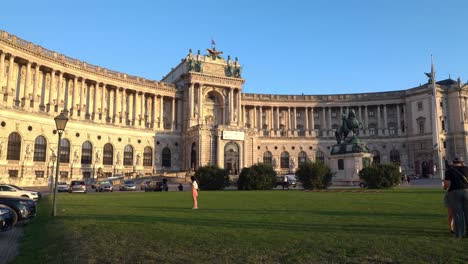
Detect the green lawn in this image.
<box><xmin>13</xmin><ymin>189</ymin><xmax>468</xmax><ymax>264</ymax></box>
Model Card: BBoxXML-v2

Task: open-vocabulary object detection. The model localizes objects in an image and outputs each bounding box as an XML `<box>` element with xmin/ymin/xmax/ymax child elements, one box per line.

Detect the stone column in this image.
<box><xmin>129</xmin><ymin>92</ymin><xmax>135</xmax><ymax>126</ymax></box>
<box><xmin>276</xmin><ymin>107</ymin><xmax>280</xmax><ymax>132</ymax></box>
<box><xmin>377</xmin><ymin>105</ymin><xmax>381</xmax><ymax>135</ymax></box>
<box><xmin>288</xmin><ymin>107</ymin><xmax>291</xmax><ymax>131</ymax></box>
<box><xmin>70</xmin><ymin>77</ymin><xmax>78</xmax><ymax>116</ymax></box>
<box><xmin>121</xmin><ymin>88</ymin><xmax>127</xmax><ymax>125</ymax></box>
<box><xmin>160</xmin><ymin>96</ymin><xmax>164</xmax><ymax>129</ymax></box>
<box><xmin>293</xmin><ymin>107</ymin><xmax>297</xmax><ymax>132</ymax></box>
<box><xmin>383</xmin><ymin>104</ymin><xmax>388</xmax><ymax>135</ymax></box>
<box><xmin>22</xmin><ymin>61</ymin><xmax>32</xmax><ymax>109</ymax></box>
<box><xmin>0</xmin><ymin>52</ymin><xmax>5</xmax><ymax>103</ymax></box>
<box><xmin>328</xmin><ymin>107</ymin><xmax>332</xmax><ymax>136</ymax></box>
<box><xmin>310</xmin><ymin>107</ymin><xmax>315</xmax><ymax>136</ymax></box>
<box><xmin>259</xmin><ymin>106</ymin><xmax>263</xmax><ymax>131</ymax></box>
<box><xmin>92</xmin><ymin>83</ymin><xmax>98</xmax><ymax>120</ymax></box>
<box><xmin>109</xmin><ymin>88</ymin><xmax>115</xmax><ymax>123</ymax></box>
<box><xmin>364</xmin><ymin>105</ymin><xmax>368</xmax><ymax>134</ymax></box>
<box><xmin>56</xmin><ymin>72</ymin><xmax>63</xmax><ymax>113</ymax></box>
<box><xmin>189</xmin><ymin>84</ymin><xmax>194</xmax><ymax>118</ymax></box>
<box><xmin>101</xmin><ymin>84</ymin><xmax>106</xmax><ymax>123</ymax></box>
<box><xmin>135</xmin><ymin>92</ymin><xmax>141</xmax><ymax>126</ymax></box>
<box><xmin>357</xmin><ymin>106</ymin><xmax>362</xmax><ymax>134</ymax></box>
<box><xmin>396</xmin><ymin>104</ymin><xmax>401</xmax><ymax>135</ymax></box>
<box><xmin>321</xmin><ymin>107</ymin><xmax>326</xmax><ymax>137</ymax></box>
<box><xmin>305</xmin><ymin>107</ymin><xmax>309</xmax><ymax>134</ymax></box>
<box><xmin>140</xmin><ymin>92</ymin><xmax>145</xmax><ymax>127</ymax></box>
<box><xmin>115</xmin><ymin>88</ymin><xmax>121</xmax><ymax>123</ymax></box>
<box><xmin>32</xmin><ymin>64</ymin><xmax>40</xmax><ymax>111</ymax></box>
<box><xmin>229</xmin><ymin>88</ymin><xmax>233</xmax><ymax>124</ymax></box>
<box><xmin>47</xmin><ymin>70</ymin><xmax>56</xmax><ymax>112</ymax></box>
<box><xmin>198</xmin><ymin>85</ymin><xmax>203</xmax><ymax>122</ymax></box>
<box><xmin>6</xmin><ymin>55</ymin><xmax>15</xmax><ymax>107</ymax></box>
<box><xmin>172</xmin><ymin>97</ymin><xmax>176</xmax><ymax>130</ymax></box>
<box><xmin>87</xmin><ymin>83</ymin><xmax>94</xmax><ymax>119</ymax></box>
<box><xmin>151</xmin><ymin>95</ymin><xmax>156</xmax><ymax>129</ymax></box>
<box><xmin>79</xmin><ymin>79</ymin><xmax>86</xmax><ymax>119</ymax></box>
<box><xmin>253</xmin><ymin>106</ymin><xmax>256</xmax><ymax>130</ymax></box>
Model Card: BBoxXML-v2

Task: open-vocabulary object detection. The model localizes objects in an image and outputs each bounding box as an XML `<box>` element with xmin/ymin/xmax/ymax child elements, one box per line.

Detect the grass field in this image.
<box><xmin>12</xmin><ymin>189</ymin><xmax>468</xmax><ymax>264</ymax></box>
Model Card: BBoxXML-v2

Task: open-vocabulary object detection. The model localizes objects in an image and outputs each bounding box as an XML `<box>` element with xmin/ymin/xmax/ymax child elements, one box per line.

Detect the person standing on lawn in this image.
<box><xmin>191</xmin><ymin>176</ymin><xmax>199</xmax><ymax>209</ymax></box>
<box><xmin>443</xmin><ymin>157</ymin><xmax>468</xmax><ymax>238</ymax></box>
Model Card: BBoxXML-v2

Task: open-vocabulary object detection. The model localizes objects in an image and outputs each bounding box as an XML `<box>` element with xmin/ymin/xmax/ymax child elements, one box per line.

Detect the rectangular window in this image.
<box><xmin>369</xmin><ymin>127</ymin><xmax>376</xmax><ymax>135</ymax></box>
<box><xmin>417</xmin><ymin>101</ymin><xmax>423</xmax><ymax>111</ymax></box>
<box><xmin>369</xmin><ymin>111</ymin><xmax>375</xmax><ymax>117</ymax></box>
<box><xmin>8</xmin><ymin>170</ymin><xmax>18</xmax><ymax>178</ymax></box>
<box><xmin>60</xmin><ymin>171</ymin><xmax>68</xmax><ymax>179</ymax></box>
<box><xmin>331</xmin><ymin>112</ymin><xmax>337</xmax><ymax>118</ymax></box>
<box><xmin>35</xmin><ymin>171</ymin><xmax>45</xmax><ymax>178</ymax></box>
<box><xmin>338</xmin><ymin>159</ymin><xmax>344</xmax><ymax>170</ymax></box>
<box><xmin>389</xmin><ymin>128</ymin><xmax>396</xmax><ymax>135</ymax></box>
<box><xmin>313</xmin><ymin>112</ymin><xmax>319</xmax><ymax>118</ymax></box>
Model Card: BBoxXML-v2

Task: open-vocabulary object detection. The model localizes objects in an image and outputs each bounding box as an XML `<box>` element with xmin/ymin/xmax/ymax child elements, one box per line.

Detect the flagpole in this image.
<box><xmin>430</xmin><ymin>55</ymin><xmax>444</xmax><ymax>180</ymax></box>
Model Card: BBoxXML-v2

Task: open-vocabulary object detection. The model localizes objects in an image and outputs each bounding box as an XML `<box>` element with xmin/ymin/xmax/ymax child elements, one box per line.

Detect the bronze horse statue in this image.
<box><xmin>335</xmin><ymin>110</ymin><xmax>361</xmax><ymax>144</ymax></box>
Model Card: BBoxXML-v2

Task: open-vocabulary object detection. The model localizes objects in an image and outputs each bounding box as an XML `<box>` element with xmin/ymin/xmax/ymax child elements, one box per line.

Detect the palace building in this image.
<box><xmin>0</xmin><ymin>30</ymin><xmax>467</xmax><ymax>186</ymax></box>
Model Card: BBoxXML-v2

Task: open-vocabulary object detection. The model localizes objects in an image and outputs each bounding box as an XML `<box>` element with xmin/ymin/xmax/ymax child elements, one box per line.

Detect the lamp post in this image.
<box><xmin>49</xmin><ymin>153</ymin><xmax>57</xmax><ymax>194</ymax></box>
<box><xmin>52</xmin><ymin>111</ymin><xmax>69</xmax><ymax>217</ymax></box>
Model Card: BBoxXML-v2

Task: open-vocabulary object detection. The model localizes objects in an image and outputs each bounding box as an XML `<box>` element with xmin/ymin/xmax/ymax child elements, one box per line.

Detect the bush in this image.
<box><xmin>237</xmin><ymin>163</ymin><xmax>277</xmax><ymax>190</ymax></box>
<box><xmin>295</xmin><ymin>161</ymin><xmax>333</xmax><ymax>190</ymax></box>
<box><xmin>359</xmin><ymin>164</ymin><xmax>401</xmax><ymax>189</ymax></box>
<box><xmin>195</xmin><ymin>165</ymin><xmax>229</xmax><ymax>190</ymax></box>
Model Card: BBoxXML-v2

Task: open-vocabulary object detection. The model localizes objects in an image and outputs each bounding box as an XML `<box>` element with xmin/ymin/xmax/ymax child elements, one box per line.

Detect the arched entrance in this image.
<box><xmin>224</xmin><ymin>142</ymin><xmax>239</xmax><ymax>175</ymax></box>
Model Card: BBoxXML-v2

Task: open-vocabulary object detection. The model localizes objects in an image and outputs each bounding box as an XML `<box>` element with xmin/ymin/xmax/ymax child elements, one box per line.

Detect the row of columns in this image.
<box><xmin>0</xmin><ymin>51</ymin><xmax>178</xmax><ymax>130</ymax></box>
<box><xmin>243</xmin><ymin>104</ymin><xmax>406</xmax><ymax>136</ymax></box>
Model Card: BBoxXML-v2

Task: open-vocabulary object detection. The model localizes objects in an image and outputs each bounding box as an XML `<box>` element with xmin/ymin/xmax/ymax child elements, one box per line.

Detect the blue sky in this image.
<box><xmin>2</xmin><ymin>0</ymin><xmax>467</xmax><ymax>95</ymax></box>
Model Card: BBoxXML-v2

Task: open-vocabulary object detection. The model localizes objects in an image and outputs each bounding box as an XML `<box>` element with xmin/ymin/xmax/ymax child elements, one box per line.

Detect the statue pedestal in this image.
<box><xmin>329</xmin><ymin>142</ymin><xmax>372</xmax><ymax>185</ymax></box>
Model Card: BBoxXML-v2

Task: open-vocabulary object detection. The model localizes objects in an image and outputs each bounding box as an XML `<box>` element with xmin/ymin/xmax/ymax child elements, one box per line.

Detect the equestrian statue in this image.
<box><xmin>335</xmin><ymin>109</ymin><xmax>362</xmax><ymax>144</ymax></box>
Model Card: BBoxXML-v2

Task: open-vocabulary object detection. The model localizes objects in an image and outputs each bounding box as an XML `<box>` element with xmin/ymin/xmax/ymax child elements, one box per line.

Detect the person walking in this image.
<box><xmin>191</xmin><ymin>176</ymin><xmax>199</xmax><ymax>209</ymax></box>
<box><xmin>443</xmin><ymin>157</ymin><xmax>468</xmax><ymax>238</ymax></box>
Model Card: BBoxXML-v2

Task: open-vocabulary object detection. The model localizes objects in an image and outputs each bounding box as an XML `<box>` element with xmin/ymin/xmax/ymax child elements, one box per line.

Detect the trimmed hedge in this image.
<box><xmin>237</xmin><ymin>163</ymin><xmax>277</xmax><ymax>190</ymax></box>
<box><xmin>359</xmin><ymin>164</ymin><xmax>401</xmax><ymax>189</ymax></box>
<box><xmin>195</xmin><ymin>165</ymin><xmax>229</xmax><ymax>190</ymax></box>
<box><xmin>295</xmin><ymin>161</ymin><xmax>332</xmax><ymax>190</ymax></box>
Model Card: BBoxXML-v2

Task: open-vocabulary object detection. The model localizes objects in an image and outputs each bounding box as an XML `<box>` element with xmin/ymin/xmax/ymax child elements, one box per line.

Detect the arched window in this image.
<box><xmin>124</xmin><ymin>145</ymin><xmax>134</xmax><ymax>166</ymax></box>
<box><xmin>280</xmin><ymin>151</ymin><xmax>289</xmax><ymax>169</ymax></box>
<box><xmin>33</xmin><ymin>136</ymin><xmax>47</xmax><ymax>162</ymax></box>
<box><xmin>59</xmin><ymin>138</ymin><xmax>70</xmax><ymax>163</ymax></box>
<box><xmin>372</xmin><ymin>150</ymin><xmax>380</xmax><ymax>164</ymax></box>
<box><xmin>81</xmin><ymin>141</ymin><xmax>93</xmax><ymax>164</ymax></box>
<box><xmin>143</xmin><ymin>146</ymin><xmax>152</xmax><ymax>166</ymax></box>
<box><xmin>316</xmin><ymin>150</ymin><xmax>324</xmax><ymax>163</ymax></box>
<box><xmin>7</xmin><ymin>132</ymin><xmax>21</xmax><ymax>160</ymax></box>
<box><xmin>390</xmin><ymin>149</ymin><xmax>400</xmax><ymax>164</ymax></box>
<box><xmin>162</xmin><ymin>147</ymin><xmax>171</xmax><ymax>168</ymax></box>
<box><xmin>263</xmin><ymin>151</ymin><xmax>272</xmax><ymax>166</ymax></box>
<box><xmin>298</xmin><ymin>151</ymin><xmax>308</xmax><ymax>167</ymax></box>
<box><xmin>103</xmin><ymin>143</ymin><xmax>113</xmax><ymax>165</ymax></box>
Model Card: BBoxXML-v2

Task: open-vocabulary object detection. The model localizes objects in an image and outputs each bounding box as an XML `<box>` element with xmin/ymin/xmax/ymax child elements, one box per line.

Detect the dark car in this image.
<box><xmin>69</xmin><ymin>180</ymin><xmax>87</xmax><ymax>193</ymax></box>
<box><xmin>0</xmin><ymin>196</ymin><xmax>36</xmax><ymax>225</ymax></box>
<box><xmin>140</xmin><ymin>180</ymin><xmax>152</xmax><ymax>190</ymax></box>
<box><xmin>0</xmin><ymin>204</ymin><xmax>15</xmax><ymax>232</ymax></box>
<box><xmin>144</xmin><ymin>181</ymin><xmax>163</xmax><ymax>192</ymax></box>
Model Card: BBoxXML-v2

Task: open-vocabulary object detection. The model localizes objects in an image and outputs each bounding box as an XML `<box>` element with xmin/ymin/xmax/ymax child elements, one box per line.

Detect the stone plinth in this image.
<box><xmin>329</xmin><ymin>141</ymin><xmax>372</xmax><ymax>185</ymax></box>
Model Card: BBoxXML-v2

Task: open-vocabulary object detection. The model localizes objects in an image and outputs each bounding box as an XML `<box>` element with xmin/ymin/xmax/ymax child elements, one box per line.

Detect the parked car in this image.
<box><xmin>0</xmin><ymin>196</ymin><xmax>36</xmax><ymax>226</ymax></box>
<box><xmin>8</xmin><ymin>184</ymin><xmax>42</xmax><ymax>199</ymax></box>
<box><xmin>69</xmin><ymin>180</ymin><xmax>87</xmax><ymax>193</ymax></box>
<box><xmin>144</xmin><ymin>181</ymin><xmax>163</xmax><ymax>192</ymax></box>
<box><xmin>0</xmin><ymin>204</ymin><xmax>15</xmax><ymax>232</ymax></box>
<box><xmin>0</xmin><ymin>184</ymin><xmax>40</xmax><ymax>200</ymax></box>
<box><xmin>119</xmin><ymin>180</ymin><xmax>136</xmax><ymax>191</ymax></box>
<box><xmin>275</xmin><ymin>175</ymin><xmax>297</xmax><ymax>188</ymax></box>
<box><xmin>56</xmin><ymin>182</ymin><xmax>69</xmax><ymax>192</ymax></box>
<box><xmin>96</xmin><ymin>180</ymin><xmax>113</xmax><ymax>192</ymax></box>
<box><xmin>140</xmin><ymin>180</ymin><xmax>152</xmax><ymax>190</ymax></box>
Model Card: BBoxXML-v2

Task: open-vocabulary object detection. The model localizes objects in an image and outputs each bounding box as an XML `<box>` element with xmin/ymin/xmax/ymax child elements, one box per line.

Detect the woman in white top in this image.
<box><xmin>191</xmin><ymin>176</ymin><xmax>198</xmax><ymax>209</ymax></box>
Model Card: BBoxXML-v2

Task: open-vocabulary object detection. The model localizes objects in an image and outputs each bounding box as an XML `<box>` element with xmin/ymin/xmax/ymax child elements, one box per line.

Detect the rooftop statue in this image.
<box><xmin>206</xmin><ymin>47</ymin><xmax>223</xmax><ymax>60</ymax></box>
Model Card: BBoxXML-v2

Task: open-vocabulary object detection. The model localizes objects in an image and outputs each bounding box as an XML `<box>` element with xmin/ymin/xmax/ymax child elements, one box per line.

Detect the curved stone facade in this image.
<box><xmin>1</xmin><ymin>30</ymin><xmax>467</xmax><ymax>186</ymax></box>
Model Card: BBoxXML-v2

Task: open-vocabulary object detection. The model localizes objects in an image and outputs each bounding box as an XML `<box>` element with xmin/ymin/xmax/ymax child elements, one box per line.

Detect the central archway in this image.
<box><xmin>224</xmin><ymin>142</ymin><xmax>239</xmax><ymax>175</ymax></box>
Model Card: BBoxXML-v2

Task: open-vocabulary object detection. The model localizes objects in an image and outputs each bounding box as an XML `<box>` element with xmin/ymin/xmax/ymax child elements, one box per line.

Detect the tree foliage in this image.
<box><xmin>237</xmin><ymin>163</ymin><xmax>277</xmax><ymax>190</ymax></box>
<box><xmin>359</xmin><ymin>164</ymin><xmax>401</xmax><ymax>189</ymax></box>
<box><xmin>295</xmin><ymin>161</ymin><xmax>333</xmax><ymax>190</ymax></box>
<box><xmin>195</xmin><ymin>165</ymin><xmax>229</xmax><ymax>190</ymax></box>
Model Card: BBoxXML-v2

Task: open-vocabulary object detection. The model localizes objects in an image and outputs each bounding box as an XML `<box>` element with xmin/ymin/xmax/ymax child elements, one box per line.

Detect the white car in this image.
<box><xmin>56</xmin><ymin>182</ymin><xmax>69</xmax><ymax>192</ymax></box>
<box><xmin>0</xmin><ymin>184</ymin><xmax>40</xmax><ymax>200</ymax></box>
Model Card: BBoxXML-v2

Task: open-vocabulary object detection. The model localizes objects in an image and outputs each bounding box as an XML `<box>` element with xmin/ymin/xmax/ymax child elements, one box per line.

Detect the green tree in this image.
<box><xmin>295</xmin><ymin>161</ymin><xmax>332</xmax><ymax>190</ymax></box>
<box><xmin>195</xmin><ymin>165</ymin><xmax>229</xmax><ymax>190</ymax></box>
<box><xmin>359</xmin><ymin>164</ymin><xmax>401</xmax><ymax>189</ymax></box>
<box><xmin>237</xmin><ymin>163</ymin><xmax>276</xmax><ymax>190</ymax></box>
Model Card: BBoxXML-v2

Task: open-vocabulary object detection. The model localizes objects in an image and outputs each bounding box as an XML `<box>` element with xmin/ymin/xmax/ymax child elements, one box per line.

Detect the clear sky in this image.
<box><xmin>2</xmin><ymin>0</ymin><xmax>467</xmax><ymax>95</ymax></box>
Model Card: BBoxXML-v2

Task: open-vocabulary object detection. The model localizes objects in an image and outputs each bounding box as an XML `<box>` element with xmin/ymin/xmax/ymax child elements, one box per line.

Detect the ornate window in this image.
<box><xmin>143</xmin><ymin>146</ymin><xmax>152</xmax><ymax>166</ymax></box>
<box><xmin>103</xmin><ymin>143</ymin><xmax>113</xmax><ymax>165</ymax></box>
<box><xmin>33</xmin><ymin>136</ymin><xmax>47</xmax><ymax>162</ymax></box>
<box><xmin>417</xmin><ymin>117</ymin><xmax>425</xmax><ymax>135</ymax></box>
<box><xmin>263</xmin><ymin>151</ymin><xmax>272</xmax><ymax>166</ymax></box>
<box><xmin>81</xmin><ymin>141</ymin><xmax>93</xmax><ymax>164</ymax></box>
<box><xmin>7</xmin><ymin>132</ymin><xmax>21</xmax><ymax>160</ymax></box>
<box><xmin>316</xmin><ymin>150</ymin><xmax>324</xmax><ymax>163</ymax></box>
<box><xmin>390</xmin><ymin>149</ymin><xmax>400</xmax><ymax>164</ymax></box>
<box><xmin>280</xmin><ymin>151</ymin><xmax>289</xmax><ymax>169</ymax></box>
<box><xmin>59</xmin><ymin>138</ymin><xmax>70</xmax><ymax>163</ymax></box>
<box><xmin>298</xmin><ymin>151</ymin><xmax>308</xmax><ymax>167</ymax></box>
<box><xmin>124</xmin><ymin>145</ymin><xmax>134</xmax><ymax>166</ymax></box>
<box><xmin>162</xmin><ymin>147</ymin><xmax>171</xmax><ymax>168</ymax></box>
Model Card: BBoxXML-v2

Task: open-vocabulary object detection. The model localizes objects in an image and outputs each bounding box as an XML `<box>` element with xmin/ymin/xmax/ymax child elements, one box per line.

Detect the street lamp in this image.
<box><xmin>52</xmin><ymin>111</ymin><xmax>69</xmax><ymax>217</ymax></box>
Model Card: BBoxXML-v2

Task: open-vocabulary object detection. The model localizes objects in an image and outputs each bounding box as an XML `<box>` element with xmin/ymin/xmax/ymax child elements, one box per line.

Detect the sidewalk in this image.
<box><xmin>0</xmin><ymin>223</ymin><xmax>23</xmax><ymax>264</ymax></box>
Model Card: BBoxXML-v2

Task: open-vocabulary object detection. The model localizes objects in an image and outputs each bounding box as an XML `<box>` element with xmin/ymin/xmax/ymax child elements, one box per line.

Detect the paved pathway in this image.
<box><xmin>0</xmin><ymin>224</ymin><xmax>22</xmax><ymax>264</ymax></box>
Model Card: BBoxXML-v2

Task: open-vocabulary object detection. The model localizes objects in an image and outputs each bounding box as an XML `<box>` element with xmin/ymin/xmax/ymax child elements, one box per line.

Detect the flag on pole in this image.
<box><xmin>211</xmin><ymin>39</ymin><xmax>216</xmax><ymax>46</ymax></box>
